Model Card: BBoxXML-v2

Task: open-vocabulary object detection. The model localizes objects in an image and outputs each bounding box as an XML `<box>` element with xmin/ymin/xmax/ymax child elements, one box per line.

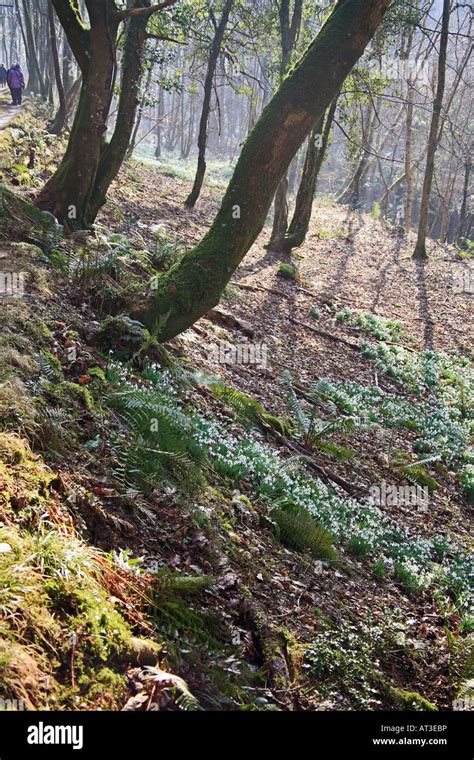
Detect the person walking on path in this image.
<box><xmin>0</xmin><ymin>65</ymin><xmax>7</xmax><ymax>89</ymax></box>
<box><xmin>7</xmin><ymin>64</ymin><xmax>25</xmax><ymax>106</ymax></box>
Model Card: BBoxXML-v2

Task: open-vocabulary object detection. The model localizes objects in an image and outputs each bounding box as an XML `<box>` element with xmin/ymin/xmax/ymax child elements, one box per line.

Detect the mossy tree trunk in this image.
<box><xmin>413</xmin><ymin>0</ymin><xmax>450</xmax><ymax>260</ymax></box>
<box><xmin>132</xmin><ymin>0</ymin><xmax>392</xmax><ymax>342</ymax></box>
<box><xmin>86</xmin><ymin>10</ymin><xmax>152</xmax><ymax>222</ymax></box>
<box><xmin>184</xmin><ymin>0</ymin><xmax>234</xmax><ymax>207</ymax></box>
<box><xmin>267</xmin><ymin>0</ymin><xmax>303</xmax><ymax>250</ymax></box>
<box><xmin>36</xmin><ymin>0</ymin><xmax>119</xmax><ymax>228</ymax></box>
<box><xmin>36</xmin><ymin>0</ymin><xmax>177</xmax><ymax>229</ymax></box>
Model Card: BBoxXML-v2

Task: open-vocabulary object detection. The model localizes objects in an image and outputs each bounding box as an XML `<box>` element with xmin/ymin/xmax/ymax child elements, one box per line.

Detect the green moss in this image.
<box><xmin>40</xmin><ymin>351</ymin><xmax>64</xmax><ymax>383</ymax></box>
<box><xmin>389</xmin><ymin>688</ymin><xmax>437</xmax><ymax>711</ymax></box>
<box><xmin>25</xmin><ymin>319</ymin><xmax>54</xmax><ymax>344</ymax></box>
<box><xmin>277</xmin><ymin>263</ymin><xmax>299</xmax><ymax>281</ymax></box>
<box><xmin>0</xmin><ymin>519</ymin><xmax>142</xmax><ymax>710</ymax></box>
<box><xmin>62</xmin><ymin>381</ymin><xmax>99</xmax><ymax>415</ymax></box>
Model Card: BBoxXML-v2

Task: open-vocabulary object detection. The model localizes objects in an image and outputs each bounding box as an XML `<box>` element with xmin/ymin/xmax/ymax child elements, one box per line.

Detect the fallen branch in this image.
<box><xmin>288</xmin><ymin>317</ymin><xmax>360</xmax><ymax>351</ymax></box>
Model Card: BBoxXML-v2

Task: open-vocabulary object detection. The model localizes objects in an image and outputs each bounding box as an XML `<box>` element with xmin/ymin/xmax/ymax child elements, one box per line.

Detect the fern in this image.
<box><xmin>283</xmin><ymin>372</ymin><xmax>355</xmax><ymax>447</ymax></box>
<box><xmin>152</xmin><ymin>570</ymin><xmax>213</xmax><ymax>597</ymax></box>
<box><xmin>282</xmin><ymin>371</ymin><xmax>310</xmax><ymax>435</ymax></box>
<box><xmin>108</xmin><ymin>385</ymin><xmax>204</xmax><ymax>495</ymax></box>
<box><xmin>271</xmin><ymin>502</ymin><xmax>337</xmax><ymax>561</ymax></box>
<box><xmin>144</xmin><ymin>667</ymin><xmax>203</xmax><ymax>711</ymax></box>
<box><xmin>211</xmin><ymin>382</ymin><xmax>264</xmax><ymax>424</ymax></box>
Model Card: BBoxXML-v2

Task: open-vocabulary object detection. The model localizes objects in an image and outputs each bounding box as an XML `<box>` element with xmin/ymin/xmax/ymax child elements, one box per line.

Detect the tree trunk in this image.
<box><xmin>19</xmin><ymin>0</ymin><xmax>47</xmax><ymax>98</ymax></box>
<box><xmin>36</xmin><ymin>0</ymin><xmax>119</xmax><ymax>227</ymax></box>
<box><xmin>338</xmin><ymin>105</ymin><xmax>376</xmax><ymax>207</ymax></box>
<box><xmin>185</xmin><ymin>0</ymin><xmax>233</xmax><ymax>207</ymax></box>
<box><xmin>457</xmin><ymin>157</ymin><xmax>472</xmax><ymax>243</ymax></box>
<box><xmin>132</xmin><ymin>0</ymin><xmax>392</xmax><ymax>342</ymax></box>
<box><xmin>280</xmin><ymin>93</ymin><xmax>339</xmax><ymax>254</ymax></box>
<box><xmin>125</xmin><ymin>60</ymin><xmax>154</xmax><ymax>160</ymax></box>
<box><xmin>48</xmin><ymin>2</ymin><xmax>67</xmax><ymax>136</ymax></box>
<box><xmin>267</xmin><ymin>0</ymin><xmax>304</xmax><ymax>249</ymax></box>
<box><xmin>404</xmin><ymin>80</ymin><xmax>414</xmax><ymax>232</ymax></box>
<box><xmin>413</xmin><ymin>0</ymin><xmax>450</xmax><ymax>260</ymax></box>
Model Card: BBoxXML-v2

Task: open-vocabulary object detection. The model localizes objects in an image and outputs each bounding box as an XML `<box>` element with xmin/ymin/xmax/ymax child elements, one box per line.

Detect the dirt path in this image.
<box><xmin>0</xmin><ymin>92</ymin><xmax>23</xmax><ymax>131</ymax></box>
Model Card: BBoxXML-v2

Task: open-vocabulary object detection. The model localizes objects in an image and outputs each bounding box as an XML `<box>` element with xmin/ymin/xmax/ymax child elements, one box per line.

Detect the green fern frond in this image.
<box><xmin>282</xmin><ymin>371</ymin><xmax>309</xmax><ymax>434</ymax></box>
<box><xmin>211</xmin><ymin>382</ymin><xmax>264</xmax><ymax>424</ymax></box>
<box><xmin>271</xmin><ymin>502</ymin><xmax>337</xmax><ymax>561</ymax></box>
<box><xmin>144</xmin><ymin>667</ymin><xmax>203</xmax><ymax>711</ymax></box>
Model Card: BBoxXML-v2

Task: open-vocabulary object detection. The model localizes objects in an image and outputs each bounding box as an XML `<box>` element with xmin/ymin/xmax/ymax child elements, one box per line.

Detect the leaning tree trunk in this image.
<box><xmin>185</xmin><ymin>0</ymin><xmax>234</xmax><ymax>207</ymax></box>
<box><xmin>413</xmin><ymin>0</ymin><xmax>450</xmax><ymax>260</ymax></box>
<box><xmin>132</xmin><ymin>0</ymin><xmax>392</xmax><ymax>342</ymax></box>
<box><xmin>279</xmin><ymin>93</ymin><xmax>338</xmax><ymax>254</ymax></box>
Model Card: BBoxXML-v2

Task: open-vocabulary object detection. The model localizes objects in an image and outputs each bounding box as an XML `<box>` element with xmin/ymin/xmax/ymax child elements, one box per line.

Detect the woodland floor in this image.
<box><xmin>0</xmin><ymin>104</ymin><xmax>472</xmax><ymax>712</ymax></box>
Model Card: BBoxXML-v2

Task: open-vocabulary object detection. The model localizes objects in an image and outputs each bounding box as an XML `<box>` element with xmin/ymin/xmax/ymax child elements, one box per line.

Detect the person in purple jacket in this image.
<box><xmin>6</xmin><ymin>64</ymin><xmax>25</xmax><ymax>106</ymax></box>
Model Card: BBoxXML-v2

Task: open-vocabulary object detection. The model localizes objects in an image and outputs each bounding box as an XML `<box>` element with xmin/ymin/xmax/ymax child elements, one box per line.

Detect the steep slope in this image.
<box><xmin>0</xmin><ymin>115</ymin><xmax>472</xmax><ymax>713</ymax></box>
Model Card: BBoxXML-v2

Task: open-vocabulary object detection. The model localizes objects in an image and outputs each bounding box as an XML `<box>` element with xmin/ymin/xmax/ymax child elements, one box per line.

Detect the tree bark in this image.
<box><xmin>132</xmin><ymin>0</ymin><xmax>392</xmax><ymax>342</ymax></box>
<box><xmin>36</xmin><ymin>0</ymin><xmax>119</xmax><ymax>227</ymax></box>
<box><xmin>413</xmin><ymin>0</ymin><xmax>450</xmax><ymax>260</ymax></box>
<box><xmin>457</xmin><ymin>156</ymin><xmax>472</xmax><ymax>243</ymax></box>
<box><xmin>184</xmin><ymin>0</ymin><xmax>234</xmax><ymax>207</ymax></box>
<box><xmin>36</xmin><ymin>0</ymin><xmax>168</xmax><ymax>228</ymax></box>
<box><xmin>280</xmin><ymin>93</ymin><xmax>339</xmax><ymax>254</ymax></box>
<box><xmin>337</xmin><ymin>104</ymin><xmax>376</xmax><ymax>207</ymax></box>
<box><xmin>267</xmin><ymin>0</ymin><xmax>304</xmax><ymax>249</ymax></box>
<box><xmin>19</xmin><ymin>0</ymin><xmax>47</xmax><ymax>98</ymax></box>
<box><xmin>404</xmin><ymin>80</ymin><xmax>414</xmax><ymax>232</ymax></box>
<box><xmin>48</xmin><ymin>2</ymin><xmax>67</xmax><ymax>136</ymax></box>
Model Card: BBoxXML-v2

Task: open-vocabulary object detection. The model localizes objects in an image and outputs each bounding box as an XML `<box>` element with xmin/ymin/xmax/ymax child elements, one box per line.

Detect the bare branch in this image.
<box><xmin>117</xmin><ymin>0</ymin><xmax>179</xmax><ymax>20</ymax></box>
<box><xmin>146</xmin><ymin>32</ymin><xmax>184</xmax><ymax>44</ymax></box>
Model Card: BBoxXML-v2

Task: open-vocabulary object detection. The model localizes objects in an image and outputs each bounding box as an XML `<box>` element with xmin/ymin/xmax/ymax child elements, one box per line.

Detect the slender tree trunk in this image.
<box><xmin>154</xmin><ymin>87</ymin><xmax>164</xmax><ymax>158</ymax></box>
<box><xmin>126</xmin><ymin>61</ymin><xmax>154</xmax><ymax>160</ymax></box>
<box><xmin>132</xmin><ymin>0</ymin><xmax>392</xmax><ymax>342</ymax></box>
<box><xmin>405</xmin><ymin>79</ymin><xmax>414</xmax><ymax>232</ymax></box>
<box><xmin>185</xmin><ymin>0</ymin><xmax>233</xmax><ymax>207</ymax></box>
<box><xmin>280</xmin><ymin>93</ymin><xmax>339</xmax><ymax>254</ymax></box>
<box><xmin>48</xmin><ymin>3</ymin><xmax>67</xmax><ymax>135</ymax></box>
<box><xmin>439</xmin><ymin>171</ymin><xmax>456</xmax><ymax>242</ymax></box>
<box><xmin>20</xmin><ymin>0</ymin><xmax>47</xmax><ymax>98</ymax></box>
<box><xmin>338</xmin><ymin>105</ymin><xmax>376</xmax><ymax>207</ymax></box>
<box><xmin>457</xmin><ymin>157</ymin><xmax>472</xmax><ymax>242</ymax></box>
<box><xmin>267</xmin><ymin>0</ymin><xmax>304</xmax><ymax>249</ymax></box>
<box><xmin>413</xmin><ymin>0</ymin><xmax>450</xmax><ymax>260</ymax></box>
